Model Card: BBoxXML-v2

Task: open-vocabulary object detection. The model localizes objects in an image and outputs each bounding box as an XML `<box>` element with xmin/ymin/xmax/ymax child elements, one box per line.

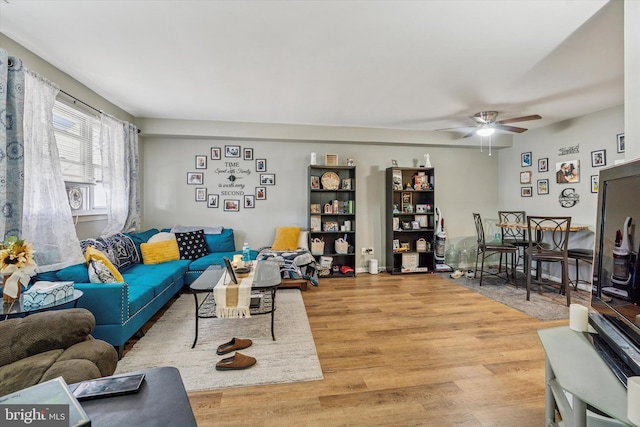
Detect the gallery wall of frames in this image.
<box><xmin>186</xmin><ymin>145</ymin><xmax>274</xmax><ymax>212</ymax></box>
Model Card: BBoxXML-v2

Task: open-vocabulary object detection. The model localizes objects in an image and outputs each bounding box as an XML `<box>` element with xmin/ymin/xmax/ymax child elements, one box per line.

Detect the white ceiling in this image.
<box><xmin>0</xmin><ymin>0</ymin><xmax>625</xmax><ymax>136</ymax></box>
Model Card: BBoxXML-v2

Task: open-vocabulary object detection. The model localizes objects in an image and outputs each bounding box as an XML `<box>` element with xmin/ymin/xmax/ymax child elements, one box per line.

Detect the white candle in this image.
<box><xmin>635</xmin><ymin>314</ymin><xmax>640</xmax><ymax>328</ymax></box>
<box><xmin>569</xmin><ymin>303</ymin><xmax>589</xmax><ymax>332</ymax></box>
<box><xmin>627</xmin><ymin>376</ymin><xmax>640</xmax><ymax>425</ymax></box>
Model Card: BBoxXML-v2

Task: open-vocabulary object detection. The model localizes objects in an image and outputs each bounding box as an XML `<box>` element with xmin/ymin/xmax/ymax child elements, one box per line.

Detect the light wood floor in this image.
<box><xmin>179</xmin><ymin>273</ymin><xmax>567</xmax><ymax>426</ymax></box>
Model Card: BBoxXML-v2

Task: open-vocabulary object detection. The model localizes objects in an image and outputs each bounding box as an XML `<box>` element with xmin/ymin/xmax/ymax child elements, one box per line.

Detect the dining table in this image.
<box><xmin>496</xmin><ymin>221</ymin><xmax>590</xmax><ymax>232</ymax></box>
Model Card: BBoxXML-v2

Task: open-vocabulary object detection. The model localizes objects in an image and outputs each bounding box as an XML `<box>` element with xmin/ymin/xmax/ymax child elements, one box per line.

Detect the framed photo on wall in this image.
<box><xmin>244</xmin><ymin>195</ymin><xmax>255</xmax><ymax>208</ymax></box>
<box><xmin>243</xmin><ymin>148</ymin><xmax>253</xmax><ymax>160</ymax></box>
<box><xmin>521</xmin><ymin>152</ymin><xmax>532</xmax><ymax>167</ymax></box>
<box><xmin>260</xmin><ymin>173</ymin><xmax>276</xmax><ymax>185</ymax></box>
<box><xmin>195</xmin><ymin>155</ymin><xmax>207</xmax><ymax>169</ymax></box>
<box><xmin>195</xmin><ymin>188</ymin><xmax>206</xmax><ymax>202</ymax></box>
<box><xmin>187</xmin><ymin>172</ymin><xmax>203</xmax><ymax>185</ymax></box>
<box><xmin>256</xmin><ymin>159</ymin><xmax>267</xmax><ymax>172</ymax></box>
<box><xmin>224</xmin><ymin>199</ymin><xmax>239</xmax><ymax>212</ymax></box>
<box><xmin>537</xmin><ymin>179</ymin><xmax>549</xmax><ymax>195</ymax></box>
<box><xmin>256</xmin><ymin>187</ymin><xmax>266</xmax><ymax>200</ymax></box>
<box><xmin>591</xmin><ymin>175</ymin><xmax>599</xmax><ymax>193</ymax></box>
<box><xmin>207</xmin><ymin>194</ymin><xmax>219</xmax><ymax>208</ymax></box>
<box><xmin>225</xmin><ymin>145</ymin><xmax>240</xmax><ymax>158</ymax></box>
<box><xmin>556</xmin><ymin>160</ymin><xmax>580</xmax><ymax>183</ymax></box>
<box><xmin>591</xmin><ymin>149</ymin><xmax>606</xmax><ymax>167</ymax></box>
<box><xmin>617</xmin><ymin>133</ymin><xmax>625</xmax><ymax>153</ymax></box>
<box><xmin>521</xmin><ymin>187</ymin><xmax>532</xmax><ymax>197</ymax></box>
<box><xmin>538</xmin><ymin>158</ymin><xmax>548</xmax><ymax>172</ymax></box>
<box><xmin>520</xmin><ymin>171</ymin><xmax>532</xmax><ymax>184</ymax></box>
<box><xmin>211</xmin><ymin>147</ymin><xmax>221</xmax><ymax>160</ymax></box>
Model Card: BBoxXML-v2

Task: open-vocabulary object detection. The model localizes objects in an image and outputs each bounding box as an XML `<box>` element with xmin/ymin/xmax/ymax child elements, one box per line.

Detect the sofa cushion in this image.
<box><xmin>124</xmin><ymin>228</ymin><xmax>160</xmax><ymax>257</ymax></box>
<box><xmin>98</xmin><ymin>233</ymin><xmax>140</xmax><ymax>269</ymax></box>
<box><xmin>148</xmin><ymin>232</ymin><xmax>176</xmax><ymax>243</ymax></box>
<box><xmin>272</xmin><ymin>226</ymin><xmax>301</xmax><ymax>251</ymax></box>
<box><xmin>85</xmin><ymin>247</ymin><xmax>123</xmax><ymax>282</ymax></box>
<box><xmin>140</xmin><ymin>240</ymin><xmax>180</xmax><ymax>264</ymax></box>
<box><xmin>127</xmin><ymin>284</ymin><xmax>156</xmax><ymax>314</ymax></box>
<box><xmin>56</xmin><ymin>263</ymin><xmax>90</xmax><ymax>283</ymax></box>
<box><xmin>204</xmin><ymin>228</ymin><xmax>235</xmax><ymax>252</ymax></box>
<box><xmin>88</xmin><ymin>259</ymin><xmax>119</xmax><ymax>283</ymax></box>
<box><xmin>175</xmin><ymin>229</ymin><xmax>209</xmax><ymax>260</ymax></box>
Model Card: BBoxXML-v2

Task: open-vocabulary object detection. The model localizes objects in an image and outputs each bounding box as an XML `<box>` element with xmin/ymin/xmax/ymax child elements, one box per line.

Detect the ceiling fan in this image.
<box><xmin>439</xmin><ymin>111</ymin><xmax>542</xmax><ymax>138</ymax></box>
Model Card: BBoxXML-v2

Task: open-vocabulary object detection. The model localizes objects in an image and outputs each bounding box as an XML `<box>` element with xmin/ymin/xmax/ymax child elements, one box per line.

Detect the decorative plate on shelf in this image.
<box><xmin>68</xmin><ymin>187</ymin><xmax>83</xmax><ymax>210</ymax></box>
<box><xmin>320</xmin><ymin>172</ymin><xmax>340</xmax><ymax>190</ymax></box>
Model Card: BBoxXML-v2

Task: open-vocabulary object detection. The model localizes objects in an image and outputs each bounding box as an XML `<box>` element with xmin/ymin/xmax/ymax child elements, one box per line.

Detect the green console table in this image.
<box><xmin>538</xmin><ymin>326</ymin><xmax>633</xmax><ymax>426</ymax></box>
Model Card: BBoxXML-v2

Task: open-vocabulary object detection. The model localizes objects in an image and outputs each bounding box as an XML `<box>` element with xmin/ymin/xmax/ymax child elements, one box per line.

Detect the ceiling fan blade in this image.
<box><xmin>496</xmin><ymin>124</ymin><xmax>528</xmax><ymax>133</ymax></box>
<box><xmin>497</xmin><ymin>114</ymin><xmax>541</xmax><ymax>125</ymax></box>
<box><xmin>434</xmin><ymin>125</ymin><xmax>474</xmax><ymax>131</ymax></box>
<box><xmin>462</xmin><ymin>130</ymin><xmax>477</xmax><ymax>138</ymax></box>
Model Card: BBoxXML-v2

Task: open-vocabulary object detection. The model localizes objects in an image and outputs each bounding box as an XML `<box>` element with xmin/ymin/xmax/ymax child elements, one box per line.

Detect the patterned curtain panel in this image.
<box><xmin>22</xmin><ymin>70</ymin><xmax>84</xmax><ymax>271</ymax></box>
<box><xmin>0</xmin><ymin>49</ymin><xmax>25</xmax><ymax>239</ymax></box>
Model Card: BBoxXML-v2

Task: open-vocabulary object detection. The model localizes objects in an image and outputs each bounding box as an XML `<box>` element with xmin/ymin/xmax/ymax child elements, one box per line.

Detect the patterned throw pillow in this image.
<box><xmin>98</xmin><ymin>233</ymin><xmax>140</xmax><ymax>269</ymax></box>
<box><xmin>88</xmin><ymin>259</ymin><xmax>118</xmax><ymax>283</ymax></box>
<box><xmin>174</xmin><ymin>229</ymin><xmax>209</xmax><ymax>260</ymax></box>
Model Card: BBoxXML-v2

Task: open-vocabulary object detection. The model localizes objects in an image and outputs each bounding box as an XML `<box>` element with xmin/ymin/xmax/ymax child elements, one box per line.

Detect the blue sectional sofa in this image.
<box><xmin>40</xmin><ymin>227</ymin><xmax>257</xmax><ymax>357</ymax></box>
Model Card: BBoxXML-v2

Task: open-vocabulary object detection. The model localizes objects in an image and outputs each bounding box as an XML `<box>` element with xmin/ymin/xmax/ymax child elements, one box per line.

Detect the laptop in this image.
<box><xmin>72</xmin><ymin>373</ymin><xmax>145</xmax><ymax>401</ymax></box>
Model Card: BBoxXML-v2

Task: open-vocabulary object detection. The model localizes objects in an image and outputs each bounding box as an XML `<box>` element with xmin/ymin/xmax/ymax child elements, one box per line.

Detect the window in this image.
<box><xmin>53</xmin><ymin>99</ymin><xmax>106</xmax><ymax>214</ymax></box>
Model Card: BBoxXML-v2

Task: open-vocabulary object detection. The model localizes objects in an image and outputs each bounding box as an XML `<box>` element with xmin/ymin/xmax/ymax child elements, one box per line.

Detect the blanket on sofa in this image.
<box><xmin>256</xmin><ymin>248</ymin><xmax>319</xmax><ymax>286</ymax></box>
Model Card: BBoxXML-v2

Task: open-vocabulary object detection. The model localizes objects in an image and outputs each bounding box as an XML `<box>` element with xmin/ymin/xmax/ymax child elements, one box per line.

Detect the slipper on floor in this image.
<box><xmin>216</xmin><ymin>337</ymin><xmax>252</xmax><ymax>355</ymax></box>
<box><xmin>450</xmin><ymin>270</ymin><xmax>464</xmax><ymax>279</ymax></box>
<box><xmin>215</xmin><ymin>352</ymin><xmax>256</xmax><ymax>371</ymax></box>
<box><xmin>466</xmin><ymin>270</ymin><xmax>475</xmax><ymax>278</ymax></box>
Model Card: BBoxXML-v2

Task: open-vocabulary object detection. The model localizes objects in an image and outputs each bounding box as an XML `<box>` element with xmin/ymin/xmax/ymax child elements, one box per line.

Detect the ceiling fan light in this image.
<box><xmin>477</xmin><ymin>127</ymin><xmax>495</xmax><ymax>137</ymax></box>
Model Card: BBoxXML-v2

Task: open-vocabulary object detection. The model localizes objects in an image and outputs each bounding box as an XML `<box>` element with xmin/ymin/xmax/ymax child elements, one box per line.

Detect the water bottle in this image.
<box><xmin>242</xmin><ymin>242</ymin><xmax>250</xmax><ymax>263</ymax></box>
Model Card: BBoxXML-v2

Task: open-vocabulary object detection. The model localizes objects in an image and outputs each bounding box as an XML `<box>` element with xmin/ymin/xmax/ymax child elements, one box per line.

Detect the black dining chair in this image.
<box><xmin>567</xmin><ymin>248</ymin><xmax>594</xmax><ymax>290</ymax></box>
<box><xmin>525</xmin><ymin>216</ymin><xmax>572</xmax><ymax>306</ymax></box>
<box><xmin>473</xmin><ymin>213</ymin><xmax>518</xmax><ymax>286</ymax></box>
<box><xmin>498</xmin><ymin>210</ymin><xmax>529</xmax><ymax>272</ymax></box>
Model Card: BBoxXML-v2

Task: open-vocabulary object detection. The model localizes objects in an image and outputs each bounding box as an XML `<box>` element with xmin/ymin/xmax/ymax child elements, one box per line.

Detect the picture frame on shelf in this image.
<box><xmin>393</xmin><ymin>217</ymin><xmax>400</xmax><ymax>231</ymax></box>
<box><xmin>591</xmin><ymin>149</ymin><xmax>606</xmax><ymax>167</ymax></box>
<box><xmin>207</xmin><ymin>194</ymin><xmax>219</xmax><ymax>208</ymax></box>
<box><xmin>415</xmin><ymin>204</ymin><xmax>427</xmax><ymax>213</ymax></box>
<box><xmin>224</xmin><ymin>199</ymin><xmax>239</xmax><ymax>211</ymax></box>
<box><xmin>414</xmin><ymin>215</ymin><xmax>428</xmax><ymax>228</ymax></box>
<box><xmin>521</xmin><ymin>186</ymin><xmax>533</xmax><ymax>197</ymax></box>
<box><xmin>520</xmin><ymin>171</ymin><xmax>532</xmax><ymax>184</ymax></box>
<box><xmin>310</xmin><ymin>176</ymin><xmax>320</xmax><ymax>189</ymax></box>
<box><xmin>521</xmin><ymin>152</ymin><xmax>532</xmax><ymax>167</ymax></box>
<box><xmin>402</xmin><ymin>221</ymin><xmax>412</xmax><ymax>231</ymax></box>
<box><xmin>400</xmin><ymin>242</ymin><xmax>410</xmax><ymax>250</ymax></box>
<box><xmin>310</xmin><ymin>216</ymin><xmax>321</xmax><ymax>232</ymax></box>
<box><xmin>537</xmin><ymin>179</ymin><xmax>549</xmax><ymax>195</ymax></box>
<box><xmin>392</xmin><ymin>169</ymin><xmax>403</xmax><ymax>190</ymax></box>
<box><xmin>591</xmin><ymin>175</ymin><xmax>599</xmax><ymax>193</ymax></box>
<box><xmin>411</xmin><ymin>221</ymin><xmax>420</xmax><ymax>230</ymax></box>
<box><xmin>195</xmin><ymin>155</ymin><xmax>207</xmax><ymax>169</ymax></box>
<box><xmin>211</xmin><ymin>147</ymin><xmax>221</xmax><ymax>160</ymax></box>
<box><xmin>187</xmin><ymin>172</ymin><xmax>203</xmax><ymax>185</ymax></box>
<box><xmin>260</xmin><ymin>173</ymin><xmax>276</xmax><ymax>185</ymax></box>
<box><xmin>323</xmin><ymin>221</ymin><xmax>339</xmax><ymax>232</ymax></box>
<box><xmin>401</xmin><ymin>192</ymin><xmax>412</xmax><ymax>211</ymax></box>
<box><xmin>538</xmin><ymin>157</ymin><xmax>548</xmax><ymax>172</ymax></box>
<box><xmin>401</xmin><ymin>252</ymin><xmax>419</xmax><ymax>272</ymax></box>
<box><xmin>325</xmin><ymin>154</ymin><xmax>339</xmax><ymax>166</ymax></box>
<box><xmin>392</xmin><ymin>239</ymin><xmax>400</xmax><ymax>251</ymax></box>
<box><xmin>341</xmin><ymin>178</ymin><xmax>352</xmax><ymax>190</ymax></box>
<box><xmin>617</xmin><ymin>133</ymin><xmax>625</xmax><ymax>153</ymax></box>
<box><xmin>225</xmin><ymin>145</ymin><xmax>240</xmax><ymax>158</ymax></box>
<box><xmin>256</xmin><ymin>187</ymin><xmax>266</xmax><ymax>200</ymax></box>
<box><xmin>310</xmin><ymin>203</ymin><xmax>321</xmax><ymax>213</ymax></box>
<box><xmin>256</xmin><ymin>158</ymin><xmax>267</xmax><ymax>172</ymax></box>
<box><xmin>195</xmin><ymin>187</ymin><xmax>206</xmax><ymax>201</ymax></box>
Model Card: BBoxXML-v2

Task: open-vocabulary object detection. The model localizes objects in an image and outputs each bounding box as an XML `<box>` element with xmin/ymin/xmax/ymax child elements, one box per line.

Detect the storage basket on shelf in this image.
<box><xmin>416</xmin><ymin>238</ymin><xmax>427</xmax><ymax>252</ymax></box>
<box><xmin>335</xmin><ymin>238</ymin><xmax>349</xmax><ymax>254</ymax></box>
<box><xmin>318</xmin><ymin>256</ymin><xmax>333</xmax><ymax>277</ymax></box>
<box><xmin>311</xmin><ymin>238</ymin><xmax>325</xmax><ymax>255</ymax></box>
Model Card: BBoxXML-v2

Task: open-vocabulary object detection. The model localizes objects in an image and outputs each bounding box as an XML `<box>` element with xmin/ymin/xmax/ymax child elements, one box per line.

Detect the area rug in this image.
<box><xmin>441</xmin><ymin>270</ymin><xmax>591</xmax><ymax>321</ymax></box>
<box><xmin>114</xmin><ymin>289</ymin><xmax>323</xmax><ymax>392</ymax></box>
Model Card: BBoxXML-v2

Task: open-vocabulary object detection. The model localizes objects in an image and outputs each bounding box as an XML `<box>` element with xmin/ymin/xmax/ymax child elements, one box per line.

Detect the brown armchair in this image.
<box><xmin>0</xmin><ymin>308</ymin><xmax>118</xmax><ymax>396</ymax></box>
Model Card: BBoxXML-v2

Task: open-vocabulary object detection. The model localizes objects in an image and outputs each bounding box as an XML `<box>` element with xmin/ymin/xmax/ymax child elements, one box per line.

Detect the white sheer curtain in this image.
<box><xmin>99</xmin><ymin>114</ymin><xmax>131</xmax><ymax>237</ymax></box>
<box><xmin>21</xmin><ymin>70</ymin><xmax>84</xmax><ymax>271</ymax></box>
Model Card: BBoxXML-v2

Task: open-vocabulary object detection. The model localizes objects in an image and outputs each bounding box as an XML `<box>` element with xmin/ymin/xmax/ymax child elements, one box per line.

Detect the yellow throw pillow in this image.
<box><xmin>271</xmin><ymin>226</ymin><xmax>301</xmax><ymax>251</ymax></box>
<box><xmin>85</xmin><ymin>246</ymin><xmax>124</xmax><ymax>282</ymax></box>
<box><xmin>140</xmin><ymin>240</ymin><xmax>181</xmax><ymax>265</ymax></box>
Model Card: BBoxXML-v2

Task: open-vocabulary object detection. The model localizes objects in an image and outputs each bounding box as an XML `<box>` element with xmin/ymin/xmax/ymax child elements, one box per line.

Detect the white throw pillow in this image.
<box><xmin>298</xmin><ymin>231</ymin><xmax>309</xmax><ymax>250</ymax></box>
<box><xmin>148</xmin><ymin>232</ymin><xmax>176</xmax><ymax>243</ymax></box>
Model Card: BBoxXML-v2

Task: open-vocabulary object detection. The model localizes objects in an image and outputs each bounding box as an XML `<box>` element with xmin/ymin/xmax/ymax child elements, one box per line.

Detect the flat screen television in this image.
<box><xmin>590</xmin><ymin>158</ymin><xmax>640</xmax><ymax>386</ymax></box>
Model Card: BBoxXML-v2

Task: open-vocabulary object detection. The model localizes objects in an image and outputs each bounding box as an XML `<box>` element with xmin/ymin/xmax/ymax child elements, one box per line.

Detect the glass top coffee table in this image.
<box><xmin>189</xmin><ymin>259</ymin><xmax>281</xmax><ymax>348</ymax></box>
<box><xmin>1</xmin><ymin>289</ymin><xmax>84</xmax><ymax>319</ymax></box>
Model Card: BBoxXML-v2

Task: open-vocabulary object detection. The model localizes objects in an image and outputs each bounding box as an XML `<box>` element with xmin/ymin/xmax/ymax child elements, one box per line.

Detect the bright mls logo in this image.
<box><xmin>1</xmin><ymin>405</ymin><xmax>68</xmax><ymax>426</ymax></box>
<box><xmin>558</xmin><ymin>188</ymin><xmax>580</xmax><ymax>208</ymax></box>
